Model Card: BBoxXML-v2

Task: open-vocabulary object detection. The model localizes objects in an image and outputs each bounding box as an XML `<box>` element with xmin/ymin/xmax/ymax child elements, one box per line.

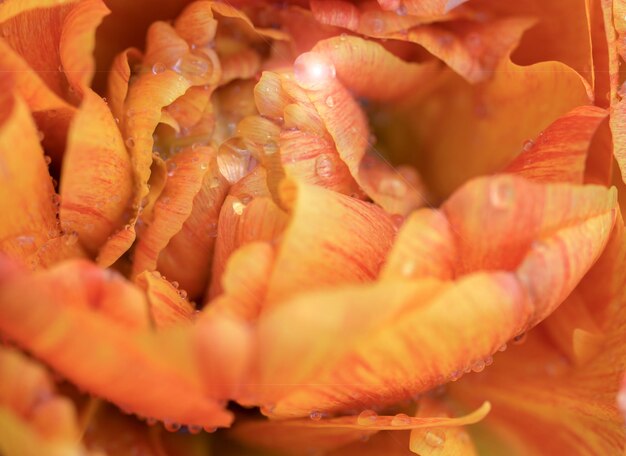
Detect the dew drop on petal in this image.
<box><xmin>125</xmin><ymin>137</ymin><xmax>136</xmax><ymax>148</ymax></box>
<box><xmin>498</xmin><ymin>343</ymin><xmax>507</xmax><ymax>352</ymax></box>
<box><xmin>293</xmin><ymin>52</ymin><xmax>336</xmax><ymax>91</ymax></box>
<box><xmin>489</xmin><ymin>179</ymin><xmax>514</xmax><ymax>209</ymax></box>
<box><xmin>471</xmin><ymin>359</ymin><xmax>486</xmax><ymax>373</ymax></box>
<box><xmin>203</xmin><ymin>426</ymin><xmax>217</xmax><ymax>433</ymax></box>
<box><xmin>188</xmin><ymin>424</ymin><xmax>203</xmax><ymax>434</ymax></box>
<box><xmin>38</xmin><ymin>131</ymin><xmax>45</xmax><ymax>142</ymax></box>
<box><xmin>232</xmin><ymin>199</ymin><xmax>246</xmax><ymax>216</ymax></box>
<box><xmin>309</xmin><ymin>410</ymin><xmax>323</xmax><ymax>421</ymax></box>
<box><xmin>315</xmin><ymin>154</ymin><xmax>334</xmax><ymax>178</ymax></box>
<box><xmin>178</xmin><ymin>289</ymin><xmax>188</xmax><ymax>299</ymax></box>
<box><xmin>424</xmin><ymin>430</ymin><xmax>445</xmax><ymax>447</ymax></box>
<box><xmin>325</xmin><ymin>96</ymin><xmax>335</xmax><ymax>107</ymax></box>
<box><xmin>396</xmin><ymin>4</ymin><xmax>408</xmax><ymax>16</ymax></box>
<box><xmin>522</xmin><ymin>139</ymin><xmax>534</xmax><ymax>152</ymax></box>
<box><xmin>163</xmin><ymin>420</ymin><xmax>181</xmax><ymax>432</ymax></box>
<box><xmin>44</xmin><ymin>155</ymin><xmax>51</xmax><ymax>165</ymax></box>
<box><xmin>512</xmin><ymin>332</ymin><xmax>527</xmax><ymax>345</ymax></box>
<box><xmin>357</xmin><ymin>409</ymin><xmax>378</xmax><ymax>425</ymax></box>
<box><xmin>152</xmin><ymin>62</ymin><xmax>166</xmax><ymax>75</ymax></box>
<box><xmin>391</xmin><ymin>413</ymin><xmax>411</xmax><ymax>426</ymax></box>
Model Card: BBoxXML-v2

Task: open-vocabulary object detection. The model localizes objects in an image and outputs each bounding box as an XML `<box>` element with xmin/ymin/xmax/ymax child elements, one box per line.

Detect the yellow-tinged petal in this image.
<box><xmin>312</xmin><ymin>35</ymin><xmax>442</xmax><ymax>101</ymax></box>
<box><xmin>377</xmin><ymin>0</ymin><xmax>467</xmax><ymax>16</ymax></box>
<box><xmin>60</xmin><ymin>89</ymin><xmax>134</xmax><ymax>255</ymax></box>
<box><xmin>0</xmin><ymin>346</ymin><xmax>85</xmax><ymax>456</ymax></box>
<box><xmin>410</xmin><ymin>397</ymin><xmax>479</xmax><ymax>455</ymax></box>
<box><xmin>135</xmin><ymin>270</ymin><xmax>195</xmax><ymax>329</ymax></box>
<box><xmin>0</xmin><ymin>0</ymin><xmax>77</xmax><ymax>22</ymax></box>
<box><xmin>58</xmin><ymin>0</ymin><xmax>109</xmax><ymax>92</ymax></box>
<box><xmin>0</xmin><ymin>93</ymin><xmax>61</xmax><ymax>266</ymax></box>
<box><xmin>253</xmin><ymin>274</ymin><xmax>527</xmax><ymax>417</ymax></box>
<box><xmin>0</xmin><ymin>259</ymin><xmax>234</xmax><ymax>428</ymax></box>
<box><xmin>265</xmin><ymin>179</ymin><xmax>396</xmax><ymax>305</ymax></box>
<box><xmin>106</xmin><ymin>47</ymin><xmax>142</xmax><ymax>121</ymax></box>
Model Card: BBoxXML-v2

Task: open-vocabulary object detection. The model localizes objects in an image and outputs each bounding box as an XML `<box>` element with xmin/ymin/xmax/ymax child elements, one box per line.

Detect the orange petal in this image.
<box><xmin>378</xmin><ymin>61</ymin><xmax>590</xmax><ymax>200</ymax></box>
<box><xmin>106</xmin><ymin>47</ymin><xmax>142</xmax><ymax>121</ymax></box>
<box><xmin>60</xmin><ymin>89</ymin><xmax>134</xmax><ymax>255</ymax></box>
<box><xmin>209</xmin><ymin>1</ymin><xmax>290</xmax><ymax>42</ymax></box>
<box><xmin>156</xmin><ymin>158</ymin><xmax>229</xmax><ymax>301</ymax></box>
<box><xmin>174</xmin><ymin>1</ymin><xmax>217</xmax><ymax>47</ymax></box>
<box><xmin>312</xmin><ymin>35</ymin><xmax>442</xmax><ymax>101</ymax></box>
<box><xmin>377</xmin><ymin>0</ymin><xmax>467</xmax><ymax>16</ymax></box>
<box><xmin>410</xmin><ymin>396</ymin><xmax>479</xmax><ymax>455</ymax></box>
<box><xmin>504</xmin><ymin>105</ymin><xmax>608</xmax><ymax>184</ymax></box>
<box><xmin>265</xmin><ymin>180</ymin><xmax>396</xmax><ymax>305</ymax></box>
<box><xmin>207</xmin><ymin>166</ymin><xmax>287</xmax><ymax>298</ymax></box>
<box><xmin>210</xmin><ymin>242</ymin><xmax>274</xmax><ymax>322</ymax></box>
<box><xmin>254</xmin><ymin>273</ymin><xmax>527</xmax><ymax>417</ymax></box>
<box><xmin>0</xmin><ymin>0</ymin><xmax>77</xmax><ymax>22</ymax></box>
<box><xmin>135</xmin><ymin>270</ymin><xmax>195</xmax><ymax>329</ymax></box>
<box><xmin>58</xmin><ymin>0</ymin><xmax>110</xmax><ymax>92</ymax></box>
<box><xmin>381</xmin><ymin>208</ymin><xmax>455</xmax><ymax>281</ymax></box>
<box><xmin>132</xmin><ymin>146</ymin><xmax>214</xmax><ymax>278</ymax></box>
<box><xmin>0</xmin><ymin>93</ymin><xmax>60</xmax><ymax>266</ymax></box>
<box><xmin>0</xmin><ymin>259</ymin><xmax>233</xmax><ymax>428</ymax></box>
<box><xmin>0</xmin><ymin>345</ymin><xmax>85</xmax><ymax>455</ymax></box>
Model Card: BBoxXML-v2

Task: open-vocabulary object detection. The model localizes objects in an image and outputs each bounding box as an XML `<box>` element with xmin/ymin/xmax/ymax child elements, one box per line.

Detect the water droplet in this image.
<box><xmin>167</xmin><ymin>161</ymin><xmax>177</xmax><ymax>176</ymax></box>
<box><xmin>357</xmin><ymin>409</ymin><xmax>378</xmax><ymax>425</ymax></box>
<box><xmin>171</xmin><ymin>281</ymin><xmax>179</xmax><ymax>289</ymax></box>
<box><xmin>38</xmin><ymin>131</ymin><xmax>45</xmax><ymax>142</ymax></box>
<box><xmin>340</xmin><ymin>33</ymin><xmax>348</xmax><ymax>41</ymax></box>
<box><xmin>293</xmin><ymin>52</ymin><xmax>336</xmax><ymax>91</ymax></box>
<box><xmin>498</xmin><ymin>343</ymin><xmax>507</xmax><ymax>352</ymax></box>
<box><xmin>44</xmin><ymin>155</ymin><xmax>51</xmax><ymax>165</ymax></box>
<box><xmin>125</xmin><ymin>137</ymin><xmax>136</xmax><ymax>148</ymax></box>
<box><xmin>484</xmin><ymin>355</ymin><xmax>493</xmax><ymax>366</ymax></box>
<box><xmin>391</xmin><ymin>413</ymin><xmax>411</xmax><ymax>426</ymax></box>
<box><xmin>315</xmin><ymin>154</ymin><xmax>334</xmax><ymax>179</ymax></box>
<box><xmin>471</xmin><ymin>359</ymin><xmax>486</xmax><ymax>373</ymax></box>
<box><xmin>163</xmin><ymin>420</ymin><xmax>181</xmax><ymax>432</ymax></box>
<box><xmin>396</xmin><ymin>4</ymin><xmax>408</xmax><ymax>16</ymax></box>
<box><xmin>325</xmin><ymin>96</ymin><xmax>335</xmax><ymax>107</ymax></box>
<box><xmin>232</xmin><ymin>199</ymin><xmax>246</xmax><ymax>215</ymax></box>
<box><xmin>152</xmin><ymin>62</ymin><xmax>166</xmax><ymax>75</ymax></box>
<box><xmin>522</xmin><ymin>139</ymin><xmax>534</xmax><ymax>152</ymax></box>
<box><xmin>424</xmin><ymin>430</ymin><xmax>445</xmax><ymax>447</ymax></box>
<box><xmin>512</xmin><ymin>332</ymin><xmax>527</xmax><ymax>345</ymax></box>
<box><xmin>309</xmin><ymin>410</ymin><xmax>323</xmax><ymax>421</ymax></box>
<box><xmin>203</xmin><ymin>426</ymin><xmax>217</xmax><ymax>433</ymax></box>
<box><xmin>188</xmin><ymin>424</ymin><xmax>202</xmax><ymax>434</ymax></box>
<box><xmin>378</xmin><ymin>177</ymin><xmax>407</xmax><ymax>198</ymax></box>
<box><xmin>178</xmin><ymin>289</ymin><xmax>188</xmax><ymax>299</ymax></box>
<box><xmin>200</xmin><ymin>162</ymin><xmax>208</xmax><ymax>170</ymax></box>
<box><xmin>173</xmin><ymin>52</ymin><xmax>213</xmax><ymax>80</ymax></box>
<box><xmin>449</xmin><ymin>370</ymin><xmax>462</xmax><ymax>381</ymax></box>
<box><xmin>489</xmin><ymin>179</ymin><xmax>514</xmax><ymax>209</ymax></box>
<box><xmin>217</xmin><ymin>138</ymin><xmax>253</xmax><ymax>184</ymax></box>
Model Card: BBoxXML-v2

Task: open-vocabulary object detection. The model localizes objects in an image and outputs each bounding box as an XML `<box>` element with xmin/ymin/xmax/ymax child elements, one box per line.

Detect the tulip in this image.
<box><xmin>0</xmin><ymin>0</ymin><xmax>624</xmax><ymax>455</ymax></box>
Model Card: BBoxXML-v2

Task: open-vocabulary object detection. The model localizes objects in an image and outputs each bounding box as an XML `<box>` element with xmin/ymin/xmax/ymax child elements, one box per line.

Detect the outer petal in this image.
<box><xmin>377</xmin><ymin>0</ymin><xmax>468</xmax><ymax>16</ymax></box>
<box><xmin>60</xmin><ymin>89</ymin><xmax>133</xmax><ymax>255</ymax></box>
<box><xmin>0</xmin><ymin>259</ymin><xmax>234</xmax><ymax>428</ymax></box>
<box><xmin>0</xmin><ymin>94</ymin><xmax>61</xmax><ymax>266</ymax></box>
<box><xmin>0</xmin><ymin>346</ymin><xmax>85</xmax><ymax>456</ymax></box>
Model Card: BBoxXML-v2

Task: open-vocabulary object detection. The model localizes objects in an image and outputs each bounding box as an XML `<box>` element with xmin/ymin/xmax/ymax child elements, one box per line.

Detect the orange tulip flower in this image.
<box><xmin>0</xmin><ymin>0</ymin><xmax>624</xmax><ymax>454</ymax></box>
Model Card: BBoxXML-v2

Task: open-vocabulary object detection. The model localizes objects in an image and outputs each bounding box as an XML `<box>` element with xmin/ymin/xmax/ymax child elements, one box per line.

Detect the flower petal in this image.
<box><xmin>59</xmin><ymin>89</ymin><xmax>134</xmax><ymax>255</ymax></box>
<box><xmin>135</xmin><ymin>270</ymin><xmax>195</xmax><ymax>328</ymax></box>
<box><xmin>254</xmin><ymin>273</ymin><xmax>527</xmax><ymax>417</ymax></box>
<box><xmin>0</xmin><ymin>259</ymin><xmax>233</xmax><ymax>428</ymax></box>
<box><xmin>0</xmin><ymin>93</ymin><xmax>61</xmax><ymax>266</ymax></box>
<box><xmin>132</xmin><ymin>146</ymin><xmax>213</xmax><ymax>278</ymax></box>
<box><xmin>0</xmin><ymin>346</ymin><xmax>84</xmax><ymax>456</ymax></box>
<box><xmin>504</xmin><ymin>105</ymin><xmax>608</xmax><ymax>184</ymax></box>
<box><xmin>377</xmin><ymin>0</ymin><xmax>468</xmax><ymax>16</ymax></box>
<box><xmin>312</xmin><ymin>35</ymin><xmax>442</xmax><ymax>101</ymax></box>
<box><xmin>265</xmin><ymin>179</ymin><xmax>396</xmax><ymax>304</ymax></box>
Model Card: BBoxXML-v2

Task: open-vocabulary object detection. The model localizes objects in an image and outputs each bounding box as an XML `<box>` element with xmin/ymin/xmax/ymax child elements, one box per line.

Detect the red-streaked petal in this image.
<box><xmin>132</xmin><ymin>146</ymin><xmax>213</xmax><ymax>278</ymax></box>
<box><xmin>265</xmin><ymin>179</ymin><xmax>396</xmax><ymax>305</ymax></box>
<box><xmin>135</xmin><ymin>270</ymin><xmax>195</xmax><ymax>328</ymax></box>
<box><xmin>0</xmin><ymin>94</ymin><xmax>61</xmax><ymax>266</ymax></box>
<box><xmin>60</xmin><ymin>89</ymin><xmax>133</xmax><ymax>255</ymax></box>
<box><xmin>504</xmin><ymin>105</ymin><xmax>608</xmax><ymax>184</ymax></box>
<box><xmin>0</xmin><ymin>259</ymin><xmax>233</xmax><ymax>428</ymax></box>
<box><xmin>313</xmin><ymin>35</ymin><xmax>442</xmax><ymax>101</ymax></box>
